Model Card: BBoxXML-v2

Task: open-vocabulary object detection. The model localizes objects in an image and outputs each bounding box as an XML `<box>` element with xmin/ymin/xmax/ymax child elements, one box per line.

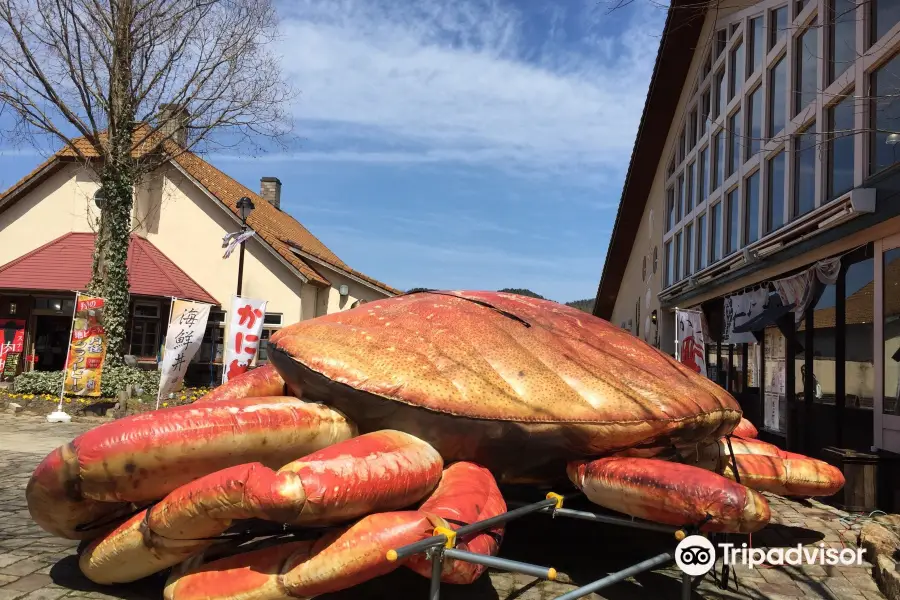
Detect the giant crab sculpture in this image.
<box><xmin>26</xmin><ymin>291</ymin><xmax>843</xmax><ymax>599</ymax></box>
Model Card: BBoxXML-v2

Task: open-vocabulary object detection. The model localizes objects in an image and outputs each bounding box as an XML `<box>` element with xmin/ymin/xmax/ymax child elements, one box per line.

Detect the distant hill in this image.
<box><xmin>565</xmin><ymin>298</ymin><xmax>595</xmax><ymax>313</ymax></box>
<box><xmin>405</xmin><ymin>288</ymin><xmax>435</xmax><ymax>294</ymax></box>
<box><xmin>497</xmin><ymin>288</ymin><xmax>546</xmax><ymax>299</ymax></box>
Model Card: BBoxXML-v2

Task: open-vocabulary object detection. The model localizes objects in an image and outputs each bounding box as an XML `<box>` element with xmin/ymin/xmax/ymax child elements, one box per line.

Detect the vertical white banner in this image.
<box><xmin>157</xmin><ymin>300</ymin><xmax>211</xmax><ymax>407</ymax></box>
<box><xmin>676</xmin><ymin>309</ymin><xmax>707</xmax><ymax>377</ymax></box>
<box><xmin>223</xmin><ymin>295</ymin><xmax>267</xmax><ymax>384</ymax></box>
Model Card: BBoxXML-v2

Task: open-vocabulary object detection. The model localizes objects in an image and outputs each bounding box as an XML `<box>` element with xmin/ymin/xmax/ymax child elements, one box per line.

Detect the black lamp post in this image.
<box><xmin>235</xmin><ymin>196</ymin><xmax>255</xmax><ymax>296</ymax></box>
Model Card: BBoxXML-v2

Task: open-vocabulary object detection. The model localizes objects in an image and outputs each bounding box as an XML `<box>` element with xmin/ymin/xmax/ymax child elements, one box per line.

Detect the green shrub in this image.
<box><xmin>13</xmin><ymin>370</ymin><xmax>63</xmax><ymax>395</ymax></box>
<box><xmin>14</xmin><ymin>366</ymin><xmax>160</xmax><ymax>397</ymax></box>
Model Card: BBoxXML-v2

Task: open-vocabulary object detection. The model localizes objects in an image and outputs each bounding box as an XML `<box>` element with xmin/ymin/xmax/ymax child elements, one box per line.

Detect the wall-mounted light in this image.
<box><xmin>8</xmin><ymin>302</ymin><xmax>16</xmax><ymax>315</ymax></box>
<box><xmin>651</xmin><ymin>310</ymin><xmax>658</xmax><ymax>325</ymax></box>
<box><xmin>887</xmin><ymin>132</ymin><xmax>900</xmax><ymax>145</ymax></box>
<box><xmin>339</xmin><ymin>285</ymin><xmax>349</xmax><ymax>296</ymax></box>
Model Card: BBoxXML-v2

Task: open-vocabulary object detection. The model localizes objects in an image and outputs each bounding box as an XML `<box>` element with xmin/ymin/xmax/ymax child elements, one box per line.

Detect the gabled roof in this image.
<box><xmin>0</xmin><ymin>232</ymin><xmax>218</xmax><ymax>304</ymax></box>
<box><xmin>0</xmin><ymin>133</ymin><xmax>400</xmax><ymax>296</ymax></box>
<box><xmin>592</xmin><ymin>0</ymin><xmax>705</xmax><ymax>320</ymax></box>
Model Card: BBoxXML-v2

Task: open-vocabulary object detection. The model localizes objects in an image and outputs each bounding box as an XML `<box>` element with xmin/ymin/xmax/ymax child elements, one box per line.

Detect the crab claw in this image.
<box><xmin>694</xmin><ymin>437</ymin><xmax>845</xmax><ymax>497</ymax></box>
<box><xmin>164</xmin><ymin>461</ymin><xmax>506</xmax><ymax>600</ymax></box>
<box><xmin>79</xmin><ymin>431</ymin><xmax>443</xmax><ymax>584</ymax></box>
<box><xmin>26</xmin><ymin>395</ymin><xmax>355</xmax><ymax>540</ymax></box>
<box><xmin>733</xmin><ymin>418</ymin><xmax>758</xmax><ymax>439</ymax></box>
<box><xmin>406</xmin><ymin>461</ymin><xmax>507</xmax><ymax>584</ymax></box>
<box><xmin>567</xmin><ymin>457</ymin><xmax>771</xmax><ymax>533</ymax></box>
<box><xmin>192</xmin><ymin>364</ymin><xmax>289</xmax><ymax>404</ymax></box>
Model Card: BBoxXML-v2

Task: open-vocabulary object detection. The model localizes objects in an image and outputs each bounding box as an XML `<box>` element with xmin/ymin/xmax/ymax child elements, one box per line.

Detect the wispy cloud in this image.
<box><xmin>268</xmin><ymin>0</ymin><xmax>664</xmax><ymax>181</ymax></box>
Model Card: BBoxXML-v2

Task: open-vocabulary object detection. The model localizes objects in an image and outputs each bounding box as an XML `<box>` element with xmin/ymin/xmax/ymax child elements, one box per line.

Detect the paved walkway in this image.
<box><xmin>0</xmin><ymin>413</ymin><xmax>888</xmax><ymax>600</ymax></box>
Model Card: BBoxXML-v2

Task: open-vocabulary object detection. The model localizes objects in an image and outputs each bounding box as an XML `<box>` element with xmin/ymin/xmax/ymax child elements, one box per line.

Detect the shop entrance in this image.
<box><xmin>32</xmin><ymin>315</ymin><xmax>71</xmax><ymax>372</ymax></box>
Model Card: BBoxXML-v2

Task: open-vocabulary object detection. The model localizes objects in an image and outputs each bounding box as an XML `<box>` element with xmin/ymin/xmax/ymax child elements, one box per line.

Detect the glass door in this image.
<box><xmin>876</xmin><ymin>234</ymin><xmax>900</xmax><ymax>453</ymax></box>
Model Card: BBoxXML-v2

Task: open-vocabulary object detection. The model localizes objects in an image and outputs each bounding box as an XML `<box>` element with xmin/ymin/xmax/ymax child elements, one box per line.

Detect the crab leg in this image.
<box><xmin>567</xmin><ymin>457</ymin><xmax>771</xmax><ymax>533</ymax></box>
<box><xmin>691</xmin><ymin>436</ymin><xmax>845</xmax><ymax>497</ymax></box>
<box><xmin>164</xmin><ymin>461</ymin><xmax>507</xmax><ymax>600</ymax></box>
<box><xmin>79</xmin><ymin>430</ymin><xmax>443</xmax><ymax>584</ymax></box>
<box><xmin>733</xmin><ymin>417</ymin><xmax>759</xmax><ymax>439</ymax></box>
<box><xmin>26</xmin><ymin>394</ymin><xmax>355</xmax><ymax>540</ymax></box>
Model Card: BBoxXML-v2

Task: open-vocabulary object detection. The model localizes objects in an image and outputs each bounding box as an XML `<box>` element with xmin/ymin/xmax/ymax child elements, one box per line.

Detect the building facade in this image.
<box><xmin>0</xmin><ymin>140</ymin><xmax>398</xmax><ymax>385</ymax></box>
<box><xmin>594</xmin><ymin>0</ymin><xmax>900</xmax><ymax>487</ymax></box>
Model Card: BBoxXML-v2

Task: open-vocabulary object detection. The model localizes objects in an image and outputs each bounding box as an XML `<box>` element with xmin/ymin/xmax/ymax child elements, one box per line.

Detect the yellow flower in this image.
<box><xmin>162</xmin><ymin>402</ymin><xmax>169</xmax><ymax>407</ymax></box>
<box><xmin>180</xmin><ymin>395</ymin><xmax>187</xmax><ymax>400</ymax></box>
<box><xmin>65</xmin><ymin>399</ymin><xmax>71</xmax><ymax>403</ymax></box>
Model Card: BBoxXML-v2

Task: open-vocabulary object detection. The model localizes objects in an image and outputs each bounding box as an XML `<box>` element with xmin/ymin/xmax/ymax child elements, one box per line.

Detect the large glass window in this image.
<box><xmin>675</xmin><ymin>231</ymin><xmax>683</xmax><ymax>282</ymax></box>
<box><xmin>665</xmin><ymin>240</ymin><xmax>674</xmax><ymax>287</ymax></box>
<box><xmin>794</xmin><ymin>123</ymin><xmax>817</xmax><ymax>219</ymax></box>
<box><xmin>714</xmin><ymin>131</ymin><xmax>725</xmax><ymax>189</ymax></box>
<box><xmin>871</xmin><ymin>52</ymin><xmax>900</xmax><ymax>175</ymax></box>
<box><xmin>745</xmin><ymin>170</ymin><xmax>760</xmax><ymax>244</ymax></box>
<box><xmin>677</xmin><ymin>172</ymin><xmax>685</xmax><ymax>221</ymax></box>
<box><xmin>884</xmin><ymin>247</ymin><xmax>900</xmax><ymax>416</ymax></box>
<box><xmin>828</xmin><ymin>93</ymin><xmax>855</xmax><ymax>200</ymax></box>
<box><xmin>728</xmin><ymin>110</ymin><xmax>742</xmax><ymax>176</ymax></box>
<box><xmin>701</xmin><ymin>90</ymin><xmax>711</xmax><ymax>135</ymax></box>
<box><xmin>711</xmin><ymin>202</ymin><xmax>722</xmax><ymax>262</ymax></box>
<box><xmin>795</xmin><ymin>21</ymin><xmax>819</xmax><ymax>115</ymax></box>
<box><xmin>716</xmin><ymin>68</ymin><xmax>727</xmax><ymax>118</ymax></box>
<box><xmin>769</xmin><ymin>56</ymin><xmax>787</xmax><ymax>138</ymax></box>
<box><xmin>770</xmin><ymin>5</ymin><xmax>788</xmax><ymax>49</ymax></box>
<box><xmin>689</xmin><ymin>109</ymin><xmax>698</xmax><ymax>150</ymax></box>
<box><xmin>697</xmin><ymin>213</ymin><xmax>708</xmax><ymax>271</ymax></box>
<box><xmin>840</xmin><ymin>256</ymin><xmax>875</xmax><ymax>417</ymax></box>
<box><xmin>684</xmin><ymin>223</ymin><xmax>694</xmax><ymax>277</ymax></box>
<box><xmin>829</xmin><ymin>0</ymin><xmax>856</xmax><ymax>83</ymax></box>
<box><xmin>749</xmin><ymin>17</ymin><xmax>764</xmax><ymax>76</ymax></box>
<box><xmin>747</xmin><ymin>86</ymin><xmax>762</xmax><ymax>157</ymax></box>
<box><xmin>687</xmin><ymin>161</ymin><xmax>695</xmax><ymax>213</ymax></box>
<box><xmin>699</xmin><ymin>146</ymin><xmax>709</xmax><ymax>203</ymax></box>
<box><xmin>730</xmin><ymin>39</ymin><xmax>744</xmax><ymax>100</ymax></box>
<box><xmin>872</xmin><ymin>0</ymin><xmax>900</xmax><ymax>48</ymax></box>
<box><xmin>666</xmin><ymin>187</ymin><xmax>675</xmax><ymax>232</ymax></box>
<box><xmin>726</xmin><ymin>187</ymin><xmax>740</xmax><ymax>254</ymax></box>
<box><xmin>767</xmin><ymin>151</ymin><xmax>786</xmax><ymax>232</ymax></box>
<box><xmin>716</xmin><ymin>29</ymin><xmax>728</xmax><ymax>58</ymax></box>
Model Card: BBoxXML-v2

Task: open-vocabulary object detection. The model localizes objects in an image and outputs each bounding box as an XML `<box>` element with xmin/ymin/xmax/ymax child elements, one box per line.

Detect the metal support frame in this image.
<box><xmin>387</xmin><ymin>493</ymin><xmax>699</xmax><ymax>600</ymax></box>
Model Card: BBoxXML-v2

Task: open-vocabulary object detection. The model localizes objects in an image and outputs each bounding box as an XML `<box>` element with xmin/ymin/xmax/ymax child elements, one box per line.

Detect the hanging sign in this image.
<box><xmin>722</xmin><ymin>288</ymin><xmax>768</xmax><ymax>345</ymax></box>
<box><xmin>222</xmin><ymin>295</ymin><xmax>267</xmax><ymax>384</ymax></box>
<box><xmin>676</xmin><ymin>309</ymin><xmax>707</xmax><ymax>376</ymax></box>
<box><xmin>63</xmin><ymin>294</ymin><xmax>107</xmax><ymax>397</ymax></box>
<box><xmin>157</xmin><ymin>299</ymin><xmax>211</xmax><ymax>406</ymax></box>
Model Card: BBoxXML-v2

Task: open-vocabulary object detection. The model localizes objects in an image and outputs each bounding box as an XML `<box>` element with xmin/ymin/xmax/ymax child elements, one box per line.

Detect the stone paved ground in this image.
<box><xmin>0</xmin><ymin>413</ymin><xmax>889</xmax><ymax>600</ymax></box>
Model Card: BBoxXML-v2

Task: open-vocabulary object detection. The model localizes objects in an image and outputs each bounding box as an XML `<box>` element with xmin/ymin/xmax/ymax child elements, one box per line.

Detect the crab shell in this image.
<box><xmin>269</xmin><ymin>290</ymin><xmax>741</xmax><ymax>483</ymax></box>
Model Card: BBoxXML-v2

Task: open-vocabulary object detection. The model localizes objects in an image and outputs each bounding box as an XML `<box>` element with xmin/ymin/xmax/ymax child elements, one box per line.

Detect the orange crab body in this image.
<box><xmin>26</xmin><ymin>291</ymin><xmax>844</xmax><ymax>599</ymax></box>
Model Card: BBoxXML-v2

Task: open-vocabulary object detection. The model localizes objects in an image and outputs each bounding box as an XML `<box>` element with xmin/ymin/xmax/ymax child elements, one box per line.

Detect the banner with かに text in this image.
<box><xmin>157</xmin><ymin>299</ymin><xmax>211</xmax><ymax>405</ymax></box>
<box><xmin>63</xmin><ymin>294</ymin><xmax>107</xmax><ymax>397</ymax></box>
<box><xmin>222</xmin><ymin>295</ymin><xmax>267</xmax><ymax>384</ymax></box>
<box><xmin>676</xmin><ymin>309</ymin><xmax>707</xmax><ymax>377</ymax></box>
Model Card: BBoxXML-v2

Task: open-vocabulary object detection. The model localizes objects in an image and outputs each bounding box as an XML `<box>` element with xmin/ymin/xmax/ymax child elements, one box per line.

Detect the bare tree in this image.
<box><xmin>0</xmin><ymin>0</ymin><xmax>294</xmax><ymax>365</ymax></box>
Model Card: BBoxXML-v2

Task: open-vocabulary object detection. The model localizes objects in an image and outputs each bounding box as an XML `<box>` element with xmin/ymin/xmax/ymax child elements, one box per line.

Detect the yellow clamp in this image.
<box><xmin>386</xmin><ymin>549</ymin><xmax>399</xmax><ymax>562</ymax></box>
<box><xmin>546</xmin><ymin>492</ymin><xmax>564</xmax><ymax>510</ymax></box>
<box><xmin>547</xmin><ymin>567</ymin><xmax>558</xmax><ymax>581</ymax></box>
<box><xmin>674</xmin><ymin>529</ymin><xmax>687</xmax><ymax>541</ymax></box>
<box><xmin>433</xmin><ymin>526</ymin><xmax>457</xmax><ymax>549</ymax></box>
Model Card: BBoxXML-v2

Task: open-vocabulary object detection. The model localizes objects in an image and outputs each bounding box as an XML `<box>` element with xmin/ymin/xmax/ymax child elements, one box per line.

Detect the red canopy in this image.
<box><xmin>0</xmin><ymin>232</ymin><xmax>218</xmax><ymax>305</ymax></box>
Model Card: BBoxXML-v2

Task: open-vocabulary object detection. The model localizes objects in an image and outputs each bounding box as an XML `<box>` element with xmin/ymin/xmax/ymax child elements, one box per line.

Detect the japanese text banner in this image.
<box><xmin>158</xmin><ymin>299</ymin><xmax>211</xmax><ymax>403</ymax></box>
<box><xmin>223</xmin><ymin>295</ymin><xmax>267</xmax><ymax>384</ymax></box>
<box><xmin>63</xmin><ymin>294</ymin><xmax>107</xmax><ymax>397</ymax></box>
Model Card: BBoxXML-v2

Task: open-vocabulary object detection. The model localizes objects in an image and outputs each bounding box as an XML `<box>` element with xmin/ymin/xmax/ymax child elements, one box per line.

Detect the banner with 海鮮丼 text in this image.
<box><xmin>222</xmin><ymin>295</ymin><xmax>267</xmax><ymax>384</ymax></box>
<box><xmin>157</xmin><ymin>300</ymin><xmax>211</xmax><ymax>405</ymax></box>
<box><xmin>63</xmin><ymin>294</ymin><xmax>107</xmax><ymax>396</ymax></box>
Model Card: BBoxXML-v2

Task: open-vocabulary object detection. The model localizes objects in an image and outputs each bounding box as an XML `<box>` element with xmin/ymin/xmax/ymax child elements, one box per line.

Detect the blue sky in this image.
<box><xmin>0</xmin><ymin>0</ymin><xmax>667</xmax><ymax>302</ymax></box>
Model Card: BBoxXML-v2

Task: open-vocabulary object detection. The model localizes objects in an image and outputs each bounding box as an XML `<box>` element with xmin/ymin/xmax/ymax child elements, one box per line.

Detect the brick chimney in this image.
<box><xmin>260</xmin><ymin>177</ymin><xmax>282</xmax><ymax>210</ymax></box>
<box><xmin>158</xmin><ymin>104</ymin><xmax>189</xmax><ymax>147</ymax></box>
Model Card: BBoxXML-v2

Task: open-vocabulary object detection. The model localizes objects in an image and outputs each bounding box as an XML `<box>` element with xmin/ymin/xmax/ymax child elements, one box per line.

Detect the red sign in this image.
<box><xmin>0</xmin><ymin>319</ymin><xmax>26</xmax><ymax>378</ymax></box>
